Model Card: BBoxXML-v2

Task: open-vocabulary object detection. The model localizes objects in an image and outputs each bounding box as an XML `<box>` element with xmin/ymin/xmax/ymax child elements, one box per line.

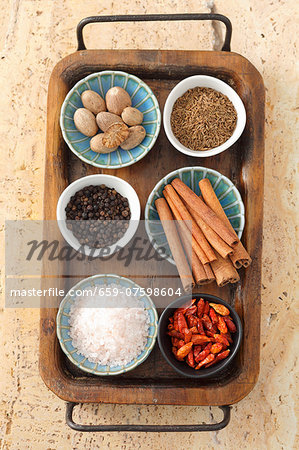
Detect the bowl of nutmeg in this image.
<box><xmin>163</xmin><ymin>75</ymin><xmax>246</xmax><ymax>157</ymax></box>
<box><xmin>60</xmin><ymin>71</ymin><xmax>161</xmax><ymax>169</ymax></box>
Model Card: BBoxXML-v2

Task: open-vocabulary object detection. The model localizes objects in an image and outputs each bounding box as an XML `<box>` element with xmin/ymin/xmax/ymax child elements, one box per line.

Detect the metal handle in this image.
<box><xmin>66</xmin><ymin>402</ymin><xmax>231</xmax><ymax>432</ymax></box>
<box><xmin>76</xmin><ymin>13</ymin><xmax>232</xmax><ymax>52</ymax></box>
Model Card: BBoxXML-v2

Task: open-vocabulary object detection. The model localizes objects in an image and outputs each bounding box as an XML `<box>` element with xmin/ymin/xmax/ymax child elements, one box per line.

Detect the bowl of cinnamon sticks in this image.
<box><xmin>145</xmin><ymin>167</ymin><xmax>251</xmax><ymax>289</ymax></box>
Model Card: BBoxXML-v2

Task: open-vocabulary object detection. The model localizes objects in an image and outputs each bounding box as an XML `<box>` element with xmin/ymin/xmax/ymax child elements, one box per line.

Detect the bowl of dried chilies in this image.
<box><xmin>158</xmin><ymin>293</ymin><xmax>242</xmax><ymax>378</ymax></box>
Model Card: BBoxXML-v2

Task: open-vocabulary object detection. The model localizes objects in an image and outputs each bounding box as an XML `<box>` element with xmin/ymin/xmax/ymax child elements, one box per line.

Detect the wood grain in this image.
<box><xmin>40</xmin><ymin>49</ymin><xmax>264</xmax><ymax>405</ymax></box>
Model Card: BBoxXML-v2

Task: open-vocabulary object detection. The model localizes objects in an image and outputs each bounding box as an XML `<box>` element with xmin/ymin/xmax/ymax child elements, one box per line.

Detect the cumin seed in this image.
<box><xmin>170</xmin><ymin>87</ymin><xmax>238</xmax><ymax>151</ymax></box>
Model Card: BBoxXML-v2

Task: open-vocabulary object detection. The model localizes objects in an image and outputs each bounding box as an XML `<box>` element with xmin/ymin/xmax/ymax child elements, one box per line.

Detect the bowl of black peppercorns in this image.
<box><xmin>56</xmin><ymin>174</ymin><xmax>140</xmax><ymax>257</ymax></box>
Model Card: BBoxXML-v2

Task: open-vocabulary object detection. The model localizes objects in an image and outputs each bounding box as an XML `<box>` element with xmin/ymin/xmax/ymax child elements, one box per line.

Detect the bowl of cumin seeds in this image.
<box><xmin>163</xmin><ymin>75</ymin><xmax>246</xmax><ymax>157</ymax></box>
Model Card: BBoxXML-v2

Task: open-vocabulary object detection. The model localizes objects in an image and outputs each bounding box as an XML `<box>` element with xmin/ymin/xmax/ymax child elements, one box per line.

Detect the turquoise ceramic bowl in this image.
<box><xmin>60</xmin><ymin>71</ymin><xmax>161</xmax><ymax>169</ymax></box>
<box><xmin>57</xmin><ymin>274</ymin><xmax>158</xmax><ymax>376</ymax></box>
<box><xmin>145</xmin><ymin>167</ymin><xmax>245</xmax><ymax>265</ymax></box>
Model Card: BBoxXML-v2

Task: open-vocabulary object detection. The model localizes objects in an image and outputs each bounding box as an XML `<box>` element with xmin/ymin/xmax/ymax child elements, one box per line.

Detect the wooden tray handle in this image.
<box><xmin>66</xmin><ymin>402</ymin><xmax>231</xmax><ymax>432</ymax></box>
<box><xmin>76</xmin><ymin>13</ymin><xmax>232</xmax><ymax>52</ymax></box>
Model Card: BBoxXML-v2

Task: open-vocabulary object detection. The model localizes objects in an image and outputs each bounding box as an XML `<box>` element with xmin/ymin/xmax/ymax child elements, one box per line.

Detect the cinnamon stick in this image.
<box><xmin>191</xmin><ymin>251</ymin><xmax>215</xmax><ymax>286</ymax></box>
<box><xmin>199</xmin><ymin>178</ymin><xmax>252</xmax><ymax>268</ymax></box>
<box><xmin>155</xmin><ymin>198</ymin><xmax>194</xmax><ymax>292</ymax></box>
<box><xmin>163</xmin><ymin>191</ymin><xmax>192</xmax><ymax>260</ymax></box>
<box><xmin>185</xmin><ymin>203</ymin><xmax>234</xmax><ymax>259</ymax></box>
<box><xmin>163</xmin><ymin>189</ymin><xmax>210</xmax><ymax>265</ymax></box>
<box><xmin>171</xmin><ymin>178</ymin><xmax>239</xmax><ymax>247</ymax></box>
<box><xmin>171</xmin><ymin>216</ymin><xmax>213</xmax><ymax>286</ymax></box>
<box><xmin>210</xmin><ymin>251</ymin><xmax>240</xmax><ymax>287</ymax></box>
<box><xmin>164</xmin><ymin>185</ymin><xmax>216</xmax><ymax>263</ymax></box>
<box><xmin>163</xmin><ymin>190</ymin><xmax>214</xmax><ymax>285</ymax></box>
<box><xmin>203</xmin><ymin>262</ymin><xmax>215</xmax><ymax>282</ymax></box>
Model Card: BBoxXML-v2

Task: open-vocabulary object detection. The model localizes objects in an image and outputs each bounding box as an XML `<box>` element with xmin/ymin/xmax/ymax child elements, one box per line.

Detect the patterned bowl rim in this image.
<box><xmin>60</xmin><ymin>70</ymin><xmax>161</xmax><ymax>169</ymax></box>
<box><xmin>56</xmin><ymin>274</ymin><xmax>158</xmax><ymax>376</ymax></box>
<box><xmin>144</xmin><ymin>166</ymin><xmax>245</xmax><ymax>265</ymax></box>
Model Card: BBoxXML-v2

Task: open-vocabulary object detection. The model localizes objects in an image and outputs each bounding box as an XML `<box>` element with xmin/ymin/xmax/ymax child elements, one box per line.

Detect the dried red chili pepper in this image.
<box><xmin>202</xmin><ymin>314</ymin><xmax>213</xmax><ymax>331</ymax></box>
<box><xmin>213</xmin><ymin>334</ymin><xmax>230</xmax><ymax>347</ymax></box>
<box><xmin>177</xmin><ymin>312</ymin><xmax>188</xmax><ymax>333</ymax></box>
<box><xmin>184</xmin><ymin>328</ymin><xmax>192</xmax><ymax>343</ymax></box>
<box><xmin>223</xmin><ymin>316</ymin><xmax>237</xmax><ymax>333</ymax></box>
<box><xmin>177</xmin><ymin>342</ymin><xmax>193</xmax><ymax>359</ymax></box>
<box><xmin>217</xmin><ymin>316</ymin><xmax>228</xmax><ymax>334</ymax></box>
<box><xmin>205</xmin><ymin>349</ymin><xmax>231</xmax><ymax>367</ymax></box>
<box><xmin>168</xmin><ymin>323</ymin><xmax>174</xmax><ymax>331</ymax></box>
<box><xmin>169</xmin><ymin>317</ymin><xmax>174</xmax><ymax>323</ymax></box>
<box><xmin>209</xmin><ymin>303</ymin><xmax>230</xmax><ymax>316</ymax></box>
<box><xmin>186</xmin><ymin>349</ymin><xmax>195</xmax><ymax>367</ymax></box>
<box><xmin>185</xmin><ymin>305</ymin><xmax>197</xmax><ymax>316</ymax></box>
<box><xmin>195</xmin><ymin>353</ymin><xmax>215</xmax><ymax>370</ymax></box>
<box><xmin>187</xmin><ymin>314</ymin><xmax>198</xmax><ymax>328</ymax></box>
<box><xmin>210</xmin><ymin>343</ymin><xmax>223</xmax><ymax>354</ymax></box>
<box><xmin>194</xmin><ymin>342</ymin><xmax>212</xmax><ymax>363</ymax></box>
<box><xmin>197</xmin><ymin>298</ymin><xmax>205</xmax><ymax>318</ymax></box>
<box><xmin>191</xmin><ymin>334</ymin><xmax>212</xmax><ymax>345</ymax></box>
<box><xmin>216</xmin><ymin>349</ymin><xmax>230</xmax><ymax>360</ymax></box>
<box><xmin>209</xmin><ymin>308</ymin><xmax>218</xmax><ymax>325</ymax></box>
<box><xmin>197</xmin><ymin>318</ymin><xmax>205</xmax><ymax>335</ymax></box>
<box><xmin>203</xmin><ymin>301</ymin><xmax>210</xmax><ymax>315</ymax></box>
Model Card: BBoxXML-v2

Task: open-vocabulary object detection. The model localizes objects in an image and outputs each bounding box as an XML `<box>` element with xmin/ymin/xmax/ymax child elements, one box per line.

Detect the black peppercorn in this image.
<box><xmin>65</xmin><ymin>184</ymin><xmax>131</xmax><ymax>248</ymax></box>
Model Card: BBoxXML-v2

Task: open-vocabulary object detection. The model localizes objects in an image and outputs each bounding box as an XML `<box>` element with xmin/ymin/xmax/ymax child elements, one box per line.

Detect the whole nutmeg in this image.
<box><xmin>105</xmin><ymin>87</ymin><xmax>132</xmax><ymax>115</ymax></box>
<box><xmin>90</xmin><ymin>134</ymin><xmax>118</xmax><ymax>153</ymax></box>
<box><xmin>96</xmin><ymin>112</ymin><xmax>124</xmax><ymax>132</ymax></box>
<box><xmin>74</xmin><ymin>108</ymin><xmax>98</xmax><ymax>137</ymax></box>
<box><xmin>102</xmin><ymin>122</ymin><xmax>129</xmax><ymax>148</ymax></box>
<box><xmin>81</xmin><ymin>90</ymin><xmax>106</xmax><ymax>115</ymax></box>
<box><xmin>121</xmin><ymin>106</ymin><xmax>143</xmax><ymax>126</ymax></box>
<box><xmin>120</xmin><ymin>125</ymin><xmax>146</xmax><ymax>150</ymax></box>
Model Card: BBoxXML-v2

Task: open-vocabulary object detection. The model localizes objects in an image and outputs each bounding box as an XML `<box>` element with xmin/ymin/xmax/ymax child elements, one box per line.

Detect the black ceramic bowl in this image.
<box><xmin>158</xmin><ymin>293</ymin><xmax>242</xmax><ymax>379</ymax></box>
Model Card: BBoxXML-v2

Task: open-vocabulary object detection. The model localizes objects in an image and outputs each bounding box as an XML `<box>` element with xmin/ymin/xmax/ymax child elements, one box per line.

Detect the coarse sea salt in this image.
<box><xmin>69</xmin><ymin>284</ymin><xmax>150</xmax><ymax>367</ymax></box>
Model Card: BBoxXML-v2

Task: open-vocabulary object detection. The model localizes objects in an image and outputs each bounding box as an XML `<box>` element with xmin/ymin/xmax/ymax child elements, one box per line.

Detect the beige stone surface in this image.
<box><xmin>0</xmin><ymin>0</ymin><xmax>298</xmax><ymax>448</ymax></box>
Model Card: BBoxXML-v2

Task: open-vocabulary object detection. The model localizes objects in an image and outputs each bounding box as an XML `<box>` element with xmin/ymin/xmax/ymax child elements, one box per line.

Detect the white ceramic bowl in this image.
<box><xmin>163</xmin><ymin>75</ymin><xmax>246</xmax><ymax>158</ymax></box>
<box><xmin>56</xmin><ymin>174</ymin><xmax>140</xmax><ymax>257</ymax></box>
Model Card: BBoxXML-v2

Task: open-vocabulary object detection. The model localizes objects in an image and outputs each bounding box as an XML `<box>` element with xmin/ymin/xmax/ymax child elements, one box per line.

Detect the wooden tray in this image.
<box><xmin>39</xmin><ymin>14</ymin><xmax>264</xmax><ymax>431</ymax></box>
